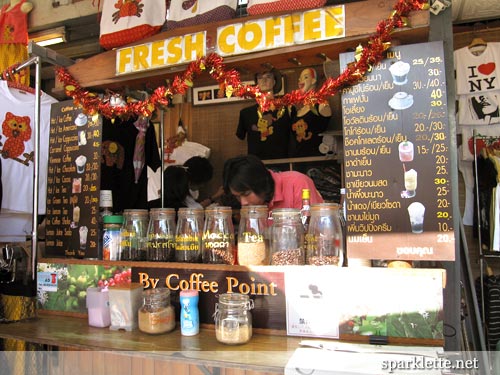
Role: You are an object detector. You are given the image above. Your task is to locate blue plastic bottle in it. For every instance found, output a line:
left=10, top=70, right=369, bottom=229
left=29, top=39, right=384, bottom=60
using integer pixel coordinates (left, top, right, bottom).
left=179, top=289, right=199, bottom=336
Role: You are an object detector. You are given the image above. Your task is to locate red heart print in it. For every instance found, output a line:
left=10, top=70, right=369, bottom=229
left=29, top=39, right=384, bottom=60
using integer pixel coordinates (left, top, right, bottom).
left=478, top=62, right=495, bottom=75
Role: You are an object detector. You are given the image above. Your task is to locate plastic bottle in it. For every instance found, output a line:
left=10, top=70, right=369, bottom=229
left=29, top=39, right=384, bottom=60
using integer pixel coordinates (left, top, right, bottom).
left=103, top=215, right=123, bottom=261
left=179, top=289, right=199, bottom=336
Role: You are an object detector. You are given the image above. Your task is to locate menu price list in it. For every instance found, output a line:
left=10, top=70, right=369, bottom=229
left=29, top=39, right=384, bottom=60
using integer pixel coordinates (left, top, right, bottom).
left=340, top=41, right=454, bottom=261
left=45, top=101, right=102, bottom=258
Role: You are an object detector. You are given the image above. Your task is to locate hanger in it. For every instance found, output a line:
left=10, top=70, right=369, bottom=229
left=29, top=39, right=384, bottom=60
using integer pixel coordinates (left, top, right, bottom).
left=1, top=64, right=35, bottom=94
left=469, top=37, right=487, bottom=48
left=468, top=37, right=487, bottom=55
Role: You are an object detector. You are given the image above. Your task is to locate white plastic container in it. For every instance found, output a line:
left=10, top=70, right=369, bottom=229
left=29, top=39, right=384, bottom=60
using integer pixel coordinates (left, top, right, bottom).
left=108, top=283, right=143, bottom=331
left=86, top=287, right=111, bottom=328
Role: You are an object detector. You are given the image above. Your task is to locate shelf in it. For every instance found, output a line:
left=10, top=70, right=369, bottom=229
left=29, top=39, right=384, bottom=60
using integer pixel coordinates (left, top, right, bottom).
left=53, top=1, right=429, bottom=93
left=481, top=251, right=500, bottom=259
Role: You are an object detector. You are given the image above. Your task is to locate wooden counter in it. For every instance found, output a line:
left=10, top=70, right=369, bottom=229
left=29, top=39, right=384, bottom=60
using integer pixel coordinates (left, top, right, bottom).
left=0, top=313, right=301, bottom=375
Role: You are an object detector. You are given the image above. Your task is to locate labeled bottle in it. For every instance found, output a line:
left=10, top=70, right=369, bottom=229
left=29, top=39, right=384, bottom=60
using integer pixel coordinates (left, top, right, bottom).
left=301, top=188, right=311, bottom=252
left=179, top=289, right=199, bottom=336
left=175, top=208, right=204, bottom=263
left=270, top=208, right=305, bottom=265
left=300, top=188, right=311, bottom=232
left=237, top=205, right=270, bottom=266
left=147, top=208, right=176, bottom=262
left=214, top=293, right=254, bottom=345
left=138, top=288, right=175, bottom=335
left=202, top=206, right=235, bottom=265
left=306, top=203, right=344, bottom=266
left=98, top=190, right=113, bottom=259
left=120, top=209, right=149, bottom=261
left=103, top=215, right=123, bottom=261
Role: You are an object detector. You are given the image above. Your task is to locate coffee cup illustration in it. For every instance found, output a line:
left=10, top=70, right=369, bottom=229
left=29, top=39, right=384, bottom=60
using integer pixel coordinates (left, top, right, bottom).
left=389, top=61, right=410, bottom=85
left=389, top=92, right=414, bottom=110
left=75, top=155, right=87, bottom=174
left=75, top=113, right=88, bottom=127
left=407, top=202, right=425, bottom=234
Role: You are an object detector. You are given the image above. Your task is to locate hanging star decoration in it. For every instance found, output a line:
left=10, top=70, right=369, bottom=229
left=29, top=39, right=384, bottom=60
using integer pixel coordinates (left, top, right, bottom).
left=55, top=0, right=429, bottom=119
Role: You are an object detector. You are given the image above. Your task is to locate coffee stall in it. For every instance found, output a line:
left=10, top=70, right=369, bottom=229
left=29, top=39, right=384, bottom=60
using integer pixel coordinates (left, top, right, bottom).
left=0, top=0, right=479, bottom=373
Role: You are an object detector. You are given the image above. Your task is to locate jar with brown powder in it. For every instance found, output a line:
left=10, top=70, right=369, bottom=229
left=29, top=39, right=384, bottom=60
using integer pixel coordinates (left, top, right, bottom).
left=138, top=288, right=175, bottom=334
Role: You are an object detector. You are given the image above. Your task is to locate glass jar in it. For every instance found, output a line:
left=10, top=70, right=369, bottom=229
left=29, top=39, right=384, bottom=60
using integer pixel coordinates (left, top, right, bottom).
left=214, top=293, right=254, bottom=345
left=237, top=205, right=270, bottom=266
left=202, top=206, right=235, bottom=265
left=103, top=215, right=123, bottom=261
left=138, top=288, right=175, bottom=334
left=306, top=203, right=344, bottom=266
left=270, top=208, right=305, bottom=265
left=175, top=208, right=204, bottom=263
left=120, top=209, right=149, bottom=261
left=147, top=208, right=176, bottom=262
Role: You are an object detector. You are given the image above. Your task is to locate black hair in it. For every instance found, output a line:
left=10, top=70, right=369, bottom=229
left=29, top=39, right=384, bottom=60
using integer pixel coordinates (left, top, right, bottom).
left=184, top=156, right=213, bottom=186
left=163, top=165, right=189, bottom=210
left=222, top=155, right=274, bottom=203
left=254, top=68, right=283, bottom=94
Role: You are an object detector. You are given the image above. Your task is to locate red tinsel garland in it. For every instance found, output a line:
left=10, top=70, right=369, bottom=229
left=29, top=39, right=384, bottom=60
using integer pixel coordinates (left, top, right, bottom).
left=55, top=0, right=428, bottom=119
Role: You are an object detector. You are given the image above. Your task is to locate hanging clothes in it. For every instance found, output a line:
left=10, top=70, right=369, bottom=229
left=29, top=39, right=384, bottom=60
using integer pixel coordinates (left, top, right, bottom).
left=0, top=80, right=57, bottom=241
left=236, top=103, right=292, bottom=160
left=290, top=104, right=331, bottom=157
left=100, top=116, right=161, bottom=213
left=0, top=0, right=31, bottom=86
left=454, top=42, right=500, bottom=126
left=454, top=42, right=500, bottom=226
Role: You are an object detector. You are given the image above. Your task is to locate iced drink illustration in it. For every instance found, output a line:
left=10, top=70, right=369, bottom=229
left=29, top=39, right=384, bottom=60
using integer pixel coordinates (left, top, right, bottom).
left=79, top=226, right=89, bottom=249
left=407, top=202, right=425, bottom=233
left=78, top=130, right=87, bottom=146
left=404, top=169, right=417, bottom=198
left=389, top=61, right=410, bottom=85
left=75, top=155, right=87, bottom=174
left=398, top=141, right=414, bottom=162
left=72, top=178, right=81, bottom=194
left=71, top=206, right=80, bottom=228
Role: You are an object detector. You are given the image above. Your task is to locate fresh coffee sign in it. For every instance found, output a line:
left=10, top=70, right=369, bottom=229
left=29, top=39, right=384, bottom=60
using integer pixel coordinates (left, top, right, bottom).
left=340, top=41, right=454, bottom=261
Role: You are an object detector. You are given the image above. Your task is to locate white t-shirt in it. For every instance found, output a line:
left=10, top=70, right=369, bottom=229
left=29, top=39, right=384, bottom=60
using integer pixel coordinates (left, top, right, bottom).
left=0, top=81, right=57, bottom=239
left=454, top=43, right=500, bottom=125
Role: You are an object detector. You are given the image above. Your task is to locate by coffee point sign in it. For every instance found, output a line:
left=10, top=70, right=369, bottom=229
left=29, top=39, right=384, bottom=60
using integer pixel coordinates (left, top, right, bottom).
left=115, top=6, right=345, bottom=75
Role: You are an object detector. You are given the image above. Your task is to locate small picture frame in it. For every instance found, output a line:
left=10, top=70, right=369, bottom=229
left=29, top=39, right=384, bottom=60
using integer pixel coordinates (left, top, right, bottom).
left=192, top=78, right=286, bottom=106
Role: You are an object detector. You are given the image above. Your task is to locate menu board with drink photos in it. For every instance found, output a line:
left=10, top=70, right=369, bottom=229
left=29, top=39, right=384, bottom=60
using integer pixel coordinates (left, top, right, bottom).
left=45, top=101, right=102, bottom=258
left=340, top=41, right=455, bottom=261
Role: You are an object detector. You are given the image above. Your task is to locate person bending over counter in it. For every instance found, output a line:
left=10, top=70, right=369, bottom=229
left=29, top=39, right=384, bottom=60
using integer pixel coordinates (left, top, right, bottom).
left=223, top=154, right=323, bottom=210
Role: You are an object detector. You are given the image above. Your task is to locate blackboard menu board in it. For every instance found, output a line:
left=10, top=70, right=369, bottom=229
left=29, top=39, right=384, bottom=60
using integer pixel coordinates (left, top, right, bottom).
left=340, top=41, right=454, bottom=261
left=45, top=101, right=102, bottom=258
